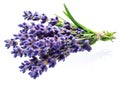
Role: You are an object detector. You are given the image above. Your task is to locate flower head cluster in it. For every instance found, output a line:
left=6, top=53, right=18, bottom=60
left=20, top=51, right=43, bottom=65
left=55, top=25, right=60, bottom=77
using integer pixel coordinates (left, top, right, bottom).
left=5, top=11, right=92, bottom=79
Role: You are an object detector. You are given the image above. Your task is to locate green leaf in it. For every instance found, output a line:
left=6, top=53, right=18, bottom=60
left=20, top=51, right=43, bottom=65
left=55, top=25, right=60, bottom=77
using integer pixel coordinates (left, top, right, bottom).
left=100, top=31, right=116, bottom=41
left=64, top=4, right=81, bottom=28
left=63, top=4, right=95, bottom=34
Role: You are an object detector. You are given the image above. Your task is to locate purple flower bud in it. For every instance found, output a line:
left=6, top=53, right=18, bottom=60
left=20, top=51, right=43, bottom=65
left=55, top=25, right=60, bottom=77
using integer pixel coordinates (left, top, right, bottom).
left=31, top=49, right=39, bottom=57
left=46, top=24, right=52, bottom=30
left=82, top=40, right=92, bottom=52
left=23, top=11, right=33, bottom=20
left=58, top=52, right=66, bottom=62
left=41, top=14, right=48, bottom=23
left=19, top=61, right=31, bottom=73
left=49, top=17, right=58, bottom=26
left=28, top=71, right=39, bottom=79
left=10, top=39, right=18, bottom=48
left=11, top=46, right=23, bottom=58
left=48, top=58, right=56, bottom=68
left=4, top=40, right=11, bottom=49
left=39, top=62, right=48, bottom=72
left=32, top=12, right=40, bottom=21
left=63, top=21, right=71, bottom=30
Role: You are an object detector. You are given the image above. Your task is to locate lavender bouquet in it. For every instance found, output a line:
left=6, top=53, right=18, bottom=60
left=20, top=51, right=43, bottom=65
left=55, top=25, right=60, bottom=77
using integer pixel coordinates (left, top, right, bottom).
left=4, top=4, right=115, bottom=79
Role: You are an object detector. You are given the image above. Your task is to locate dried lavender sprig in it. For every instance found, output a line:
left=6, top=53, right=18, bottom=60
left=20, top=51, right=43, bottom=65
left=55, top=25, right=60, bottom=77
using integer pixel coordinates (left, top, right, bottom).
left=4, top=4, right=115, bottom=79
left=5, top=24, right=91, bottom=58
left=23, top=11, right=48, bottom=23
left=19, top=56, right=58, bottom=79
left=19, top=38, right=91, bottom=79
left=23, top=11, right=59, bottom=26
left=5, top=13, right=92, bottom=79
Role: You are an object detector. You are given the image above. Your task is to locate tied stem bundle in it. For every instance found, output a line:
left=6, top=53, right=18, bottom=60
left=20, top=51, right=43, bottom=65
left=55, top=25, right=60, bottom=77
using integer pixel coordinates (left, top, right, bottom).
left=4, top=4, right=115, bottom=79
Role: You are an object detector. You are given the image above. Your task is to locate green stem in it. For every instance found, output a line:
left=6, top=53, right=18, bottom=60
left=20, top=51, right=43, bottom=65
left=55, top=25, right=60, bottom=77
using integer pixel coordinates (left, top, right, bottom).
left=55, top=4, right=116, bottom=45
left=63, top=4, right=115, bottom=44
left=63, top=4, right=95, bottom=34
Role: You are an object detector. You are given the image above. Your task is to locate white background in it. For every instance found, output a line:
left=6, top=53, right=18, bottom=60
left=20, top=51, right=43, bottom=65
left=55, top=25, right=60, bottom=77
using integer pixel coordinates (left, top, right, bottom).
left=0, top=0, right=120, bottom=85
